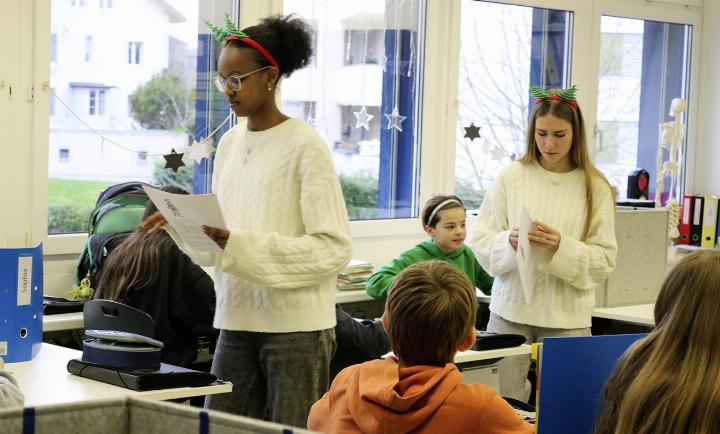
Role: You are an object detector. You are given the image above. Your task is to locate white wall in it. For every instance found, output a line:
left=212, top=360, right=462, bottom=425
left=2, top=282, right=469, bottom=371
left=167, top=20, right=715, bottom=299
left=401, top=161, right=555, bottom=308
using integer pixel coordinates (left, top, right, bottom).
left=693, top=0, right=720, bottom=196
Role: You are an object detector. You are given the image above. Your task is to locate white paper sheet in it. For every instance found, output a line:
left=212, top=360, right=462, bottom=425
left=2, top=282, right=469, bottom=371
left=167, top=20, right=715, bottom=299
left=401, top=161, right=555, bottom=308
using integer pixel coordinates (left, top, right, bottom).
left=143, top=186, right=227, bottom=252
left=516, top=206, right=540, bottom=304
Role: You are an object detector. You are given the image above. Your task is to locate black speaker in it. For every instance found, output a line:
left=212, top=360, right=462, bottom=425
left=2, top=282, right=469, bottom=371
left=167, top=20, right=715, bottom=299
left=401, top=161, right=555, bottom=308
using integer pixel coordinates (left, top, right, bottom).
left=627, top=169, right=650, bottom=199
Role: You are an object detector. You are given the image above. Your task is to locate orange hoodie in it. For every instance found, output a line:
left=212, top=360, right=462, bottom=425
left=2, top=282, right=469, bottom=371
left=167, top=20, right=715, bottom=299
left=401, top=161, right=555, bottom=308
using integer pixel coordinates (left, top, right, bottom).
left=307, top=357, right=535, bottom=434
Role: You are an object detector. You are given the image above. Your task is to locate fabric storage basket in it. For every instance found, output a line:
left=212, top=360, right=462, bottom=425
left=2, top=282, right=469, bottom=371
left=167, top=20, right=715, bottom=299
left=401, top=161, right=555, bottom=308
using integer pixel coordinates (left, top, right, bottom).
left=0, top=397, right=313, bottom=434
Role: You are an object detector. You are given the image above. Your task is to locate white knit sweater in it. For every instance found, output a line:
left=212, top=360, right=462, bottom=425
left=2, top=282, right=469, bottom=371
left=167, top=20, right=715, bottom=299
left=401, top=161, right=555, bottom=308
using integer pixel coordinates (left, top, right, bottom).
left=167, top=119, right=352, bottom=333
left=471, top=161, right=617, bottom=329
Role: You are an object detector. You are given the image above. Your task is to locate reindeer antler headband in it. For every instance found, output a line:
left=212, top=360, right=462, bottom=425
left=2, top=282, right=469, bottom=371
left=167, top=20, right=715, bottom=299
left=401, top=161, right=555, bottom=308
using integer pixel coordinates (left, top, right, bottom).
left=530, top=84, right=578, bottom=109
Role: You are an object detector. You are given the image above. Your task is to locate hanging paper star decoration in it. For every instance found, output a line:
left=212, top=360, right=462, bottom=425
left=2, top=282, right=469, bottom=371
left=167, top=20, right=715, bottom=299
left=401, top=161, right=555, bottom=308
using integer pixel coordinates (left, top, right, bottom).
left=490, top=145, right=507, bottom=162
left=353, top=106, right=374, bottom=131
left=163, top=148, right=185, bottom=172
left=464, top=123, right=481, bottom=141
left=186, top=138, right=214, bottom=164
left=384, top=106, right=407, bottom=132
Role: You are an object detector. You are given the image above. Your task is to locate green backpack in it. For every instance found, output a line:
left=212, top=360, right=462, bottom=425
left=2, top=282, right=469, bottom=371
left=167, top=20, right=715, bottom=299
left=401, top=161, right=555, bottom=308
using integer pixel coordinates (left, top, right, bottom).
left=74, top=182, right=155, bottom=290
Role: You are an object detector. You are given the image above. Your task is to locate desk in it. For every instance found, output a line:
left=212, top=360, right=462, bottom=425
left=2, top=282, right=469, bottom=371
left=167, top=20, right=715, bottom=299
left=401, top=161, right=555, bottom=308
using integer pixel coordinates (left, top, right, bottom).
left=455, top=344, right=532, bottom=364
left=592, top=304, right=654, bottom=327
left=43, top=312, right=84, bottom=332
left=5, top=343, right=232, bottom=407
left=336, top=290, right=374, bottom=304
left=43, top=292, right=377, bottom=332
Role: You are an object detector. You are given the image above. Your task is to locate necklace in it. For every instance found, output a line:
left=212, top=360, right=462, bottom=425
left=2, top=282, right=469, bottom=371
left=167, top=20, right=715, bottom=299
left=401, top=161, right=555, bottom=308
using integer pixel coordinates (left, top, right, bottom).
left=243, top=128, right=253, bottom=164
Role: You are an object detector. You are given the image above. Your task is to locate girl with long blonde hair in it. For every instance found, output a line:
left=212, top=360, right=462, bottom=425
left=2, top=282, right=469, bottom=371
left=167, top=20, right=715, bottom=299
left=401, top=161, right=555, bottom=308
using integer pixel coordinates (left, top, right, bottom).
left=595, top=250, right=720, bottom=433
left=471, top=85, right=618, bottom=401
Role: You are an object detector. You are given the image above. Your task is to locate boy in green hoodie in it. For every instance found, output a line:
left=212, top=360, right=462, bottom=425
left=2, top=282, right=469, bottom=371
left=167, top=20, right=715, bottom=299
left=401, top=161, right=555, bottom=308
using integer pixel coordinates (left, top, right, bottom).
left=366, top=195, right=493, bottom=328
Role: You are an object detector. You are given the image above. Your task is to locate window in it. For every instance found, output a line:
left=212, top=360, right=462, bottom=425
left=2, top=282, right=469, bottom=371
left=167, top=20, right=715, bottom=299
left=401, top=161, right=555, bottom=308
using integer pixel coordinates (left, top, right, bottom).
left=59, top=149, right=69, bottom=161
left=51, top=33, right=57, bottom=62
left=128, top=42, right=142, bottom=64
left=47, top=2, right=230, bottom=234
left=594, top=16, right=692, bottom=200
left=88, top=89, right=105, bottom=115
left=281, top=0, right=424, bottom=220
left=455, top=1, right=573, bottom=208
left=99, top=0, right=112, bottom=8
left=84, top=35, right=92, bottom=63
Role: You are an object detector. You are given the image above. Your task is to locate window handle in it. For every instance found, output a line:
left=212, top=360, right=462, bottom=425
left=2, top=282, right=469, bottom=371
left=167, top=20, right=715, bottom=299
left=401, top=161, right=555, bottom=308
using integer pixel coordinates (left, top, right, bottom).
left=594, top=124, right=604, bottom=152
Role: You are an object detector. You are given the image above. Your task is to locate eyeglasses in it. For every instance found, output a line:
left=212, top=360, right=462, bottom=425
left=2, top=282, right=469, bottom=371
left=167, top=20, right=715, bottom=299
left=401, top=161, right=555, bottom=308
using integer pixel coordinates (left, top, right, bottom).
left=214, top=66, right=272, bottom=93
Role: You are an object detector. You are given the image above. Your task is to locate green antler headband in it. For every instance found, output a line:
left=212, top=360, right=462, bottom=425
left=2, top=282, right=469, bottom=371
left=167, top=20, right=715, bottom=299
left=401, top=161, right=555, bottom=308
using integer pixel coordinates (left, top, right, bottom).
left=205, top=14, right=279, bottom=69
left=530, top=84, right=578, bottom=109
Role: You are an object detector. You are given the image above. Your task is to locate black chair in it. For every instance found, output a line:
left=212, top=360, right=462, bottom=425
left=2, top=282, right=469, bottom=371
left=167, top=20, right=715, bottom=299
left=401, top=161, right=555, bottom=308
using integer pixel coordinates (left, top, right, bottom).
left=83, top=299, right=155, bottom=337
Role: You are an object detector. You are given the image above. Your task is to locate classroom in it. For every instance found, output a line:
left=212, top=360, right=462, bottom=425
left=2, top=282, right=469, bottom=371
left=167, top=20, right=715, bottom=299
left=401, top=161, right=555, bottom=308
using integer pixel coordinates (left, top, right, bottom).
left=1, top=0, right=719, bottom=432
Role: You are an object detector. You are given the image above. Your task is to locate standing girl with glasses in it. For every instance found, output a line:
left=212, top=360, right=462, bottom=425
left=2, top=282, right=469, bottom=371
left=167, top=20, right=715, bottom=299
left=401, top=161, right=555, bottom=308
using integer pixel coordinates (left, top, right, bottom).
left=142, top=14, right=351, bottom=427
left=471, top=85, right=617, bottom=402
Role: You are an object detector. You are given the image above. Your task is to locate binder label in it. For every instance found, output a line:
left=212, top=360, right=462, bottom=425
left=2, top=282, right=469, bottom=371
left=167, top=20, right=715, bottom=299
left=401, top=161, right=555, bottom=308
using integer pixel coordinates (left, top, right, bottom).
left=16, top=256, right=32, bottom=306
left=0, top=341, right=7, bottom=356
left=694, top=198, right=703, bottom=225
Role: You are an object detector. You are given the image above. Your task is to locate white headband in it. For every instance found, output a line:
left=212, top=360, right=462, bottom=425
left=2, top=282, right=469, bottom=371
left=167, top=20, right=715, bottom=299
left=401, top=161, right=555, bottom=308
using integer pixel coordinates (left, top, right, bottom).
left=427, top=199, right=462, bottom=226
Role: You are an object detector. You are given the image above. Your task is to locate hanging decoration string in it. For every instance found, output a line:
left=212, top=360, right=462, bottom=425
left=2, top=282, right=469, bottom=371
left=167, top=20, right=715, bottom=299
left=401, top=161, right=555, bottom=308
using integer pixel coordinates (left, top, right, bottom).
left=352, top=0, right=375, bottom=131
left=384, top=0, right=407, bottom=132
left=49, top=88, right=231, bottom=157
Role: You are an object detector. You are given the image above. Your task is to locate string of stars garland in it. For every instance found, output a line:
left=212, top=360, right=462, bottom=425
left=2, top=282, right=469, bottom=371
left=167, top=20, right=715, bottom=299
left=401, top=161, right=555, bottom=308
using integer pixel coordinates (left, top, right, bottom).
left=462, top=121, right=513, bottom=162
left=49, top=88, right=231, bottom=172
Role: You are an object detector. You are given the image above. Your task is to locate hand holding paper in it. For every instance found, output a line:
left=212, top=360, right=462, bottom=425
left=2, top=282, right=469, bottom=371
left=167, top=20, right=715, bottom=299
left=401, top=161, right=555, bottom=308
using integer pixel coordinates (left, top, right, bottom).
left=143, top=186, right=227, bottom=252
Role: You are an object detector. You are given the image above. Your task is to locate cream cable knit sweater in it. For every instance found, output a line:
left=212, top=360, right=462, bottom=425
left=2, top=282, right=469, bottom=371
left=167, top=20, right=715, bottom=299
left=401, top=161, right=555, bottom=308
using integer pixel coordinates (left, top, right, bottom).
left=471, top=161, right=617, bottom=329
left=167, top=119, right=352, bottom=332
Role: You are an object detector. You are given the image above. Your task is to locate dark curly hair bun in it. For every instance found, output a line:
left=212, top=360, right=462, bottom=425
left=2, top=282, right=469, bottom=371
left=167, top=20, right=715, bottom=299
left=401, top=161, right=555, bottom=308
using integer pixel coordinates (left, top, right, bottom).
left=241, top=14, right=314, bottom=78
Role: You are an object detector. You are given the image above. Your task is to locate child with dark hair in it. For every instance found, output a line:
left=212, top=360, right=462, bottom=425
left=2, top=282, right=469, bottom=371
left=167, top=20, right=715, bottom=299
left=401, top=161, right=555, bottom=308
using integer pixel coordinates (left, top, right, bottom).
left=365, top=195, right=493, bottom=328
left=309, top=261, right=533, bottom=433
left=95, top=186, right=216, bottom=368
left=142, top=15, right=352, bottom=427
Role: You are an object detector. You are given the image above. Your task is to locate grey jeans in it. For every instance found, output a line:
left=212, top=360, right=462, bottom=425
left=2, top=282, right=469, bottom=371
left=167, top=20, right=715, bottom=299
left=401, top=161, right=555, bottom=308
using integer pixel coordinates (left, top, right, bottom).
left=487, top=312, right=591, bottom=402
left=204, top=328, right=336, bottom=428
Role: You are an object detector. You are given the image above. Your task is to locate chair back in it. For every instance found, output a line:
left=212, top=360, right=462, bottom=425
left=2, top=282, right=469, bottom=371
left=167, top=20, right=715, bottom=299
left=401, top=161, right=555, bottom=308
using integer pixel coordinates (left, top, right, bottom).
left=83, top=299, right=155, bottom=337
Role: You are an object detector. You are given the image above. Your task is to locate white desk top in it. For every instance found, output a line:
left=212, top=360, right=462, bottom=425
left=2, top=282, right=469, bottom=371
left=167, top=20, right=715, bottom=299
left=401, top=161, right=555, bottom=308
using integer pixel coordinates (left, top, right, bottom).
left=43, top=312, right=84, bottom=332
left=5, top=343, right=231, bottom=407
left=42, top=292, right=377, bottom=333
left=592, top=304, right=655, bottom=326
left=454, top=345, right=532, bottom=364
left=336, top=290, right=375, bottom=304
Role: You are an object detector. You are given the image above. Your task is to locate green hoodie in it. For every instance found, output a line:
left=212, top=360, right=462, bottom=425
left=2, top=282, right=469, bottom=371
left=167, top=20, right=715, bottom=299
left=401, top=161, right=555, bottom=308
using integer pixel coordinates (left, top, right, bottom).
left=365, top=239, right=494, bottom=299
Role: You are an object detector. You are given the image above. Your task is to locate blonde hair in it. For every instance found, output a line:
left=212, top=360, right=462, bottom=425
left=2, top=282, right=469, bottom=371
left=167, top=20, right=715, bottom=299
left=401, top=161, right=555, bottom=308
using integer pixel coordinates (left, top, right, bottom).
left=521, top=94, right=613, bottom=240
left=594, top=251, right=720, bottom=434
left=385, top=260, right=476, bottom=365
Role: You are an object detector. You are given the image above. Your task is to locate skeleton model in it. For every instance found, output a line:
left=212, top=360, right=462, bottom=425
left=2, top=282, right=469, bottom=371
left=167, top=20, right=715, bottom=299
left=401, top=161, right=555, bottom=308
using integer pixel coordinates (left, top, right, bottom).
left=655, top=98, right=688, bottom=239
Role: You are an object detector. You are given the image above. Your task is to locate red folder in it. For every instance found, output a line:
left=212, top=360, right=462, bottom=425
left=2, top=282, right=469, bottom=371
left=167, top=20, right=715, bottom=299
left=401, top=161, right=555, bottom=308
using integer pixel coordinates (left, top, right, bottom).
left=679, top=194, right=693, bottom=245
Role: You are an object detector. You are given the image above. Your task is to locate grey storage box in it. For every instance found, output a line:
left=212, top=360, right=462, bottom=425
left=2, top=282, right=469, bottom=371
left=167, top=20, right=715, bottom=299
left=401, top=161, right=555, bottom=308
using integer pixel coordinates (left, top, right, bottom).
left=596, top=207, right=669, bottom=307
left=0, top=397, right=313, bottom=434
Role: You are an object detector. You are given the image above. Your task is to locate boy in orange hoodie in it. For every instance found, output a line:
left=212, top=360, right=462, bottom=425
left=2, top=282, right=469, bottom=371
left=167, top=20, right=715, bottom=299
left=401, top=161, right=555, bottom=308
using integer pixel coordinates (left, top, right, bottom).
left=308, top=260, right=534, bottom=434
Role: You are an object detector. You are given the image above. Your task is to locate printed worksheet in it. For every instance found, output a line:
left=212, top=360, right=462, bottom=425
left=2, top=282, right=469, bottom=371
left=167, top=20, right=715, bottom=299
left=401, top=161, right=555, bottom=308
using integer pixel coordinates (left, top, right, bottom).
left=517, top=206, right=541, bottom=304
left=143, top=186, right=227, bottom=252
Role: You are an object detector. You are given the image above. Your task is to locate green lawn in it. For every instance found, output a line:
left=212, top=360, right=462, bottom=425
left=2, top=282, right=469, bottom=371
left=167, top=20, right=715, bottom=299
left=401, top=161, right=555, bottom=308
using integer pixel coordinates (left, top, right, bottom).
left=49, top=178, right=113, bottom=207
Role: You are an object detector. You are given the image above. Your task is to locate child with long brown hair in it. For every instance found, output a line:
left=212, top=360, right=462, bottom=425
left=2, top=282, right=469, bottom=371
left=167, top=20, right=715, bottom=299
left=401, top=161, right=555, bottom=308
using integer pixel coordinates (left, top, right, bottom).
left=95, top=186, right=216, bottom=368
left=471, top=85, right=618, bottom=401
left=595, top=250, right=720, bottom=434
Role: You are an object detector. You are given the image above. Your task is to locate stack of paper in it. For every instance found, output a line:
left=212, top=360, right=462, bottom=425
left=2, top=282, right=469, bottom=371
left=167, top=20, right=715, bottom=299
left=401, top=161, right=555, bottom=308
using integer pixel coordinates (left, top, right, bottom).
left=337, top=259, right=373, bottom=291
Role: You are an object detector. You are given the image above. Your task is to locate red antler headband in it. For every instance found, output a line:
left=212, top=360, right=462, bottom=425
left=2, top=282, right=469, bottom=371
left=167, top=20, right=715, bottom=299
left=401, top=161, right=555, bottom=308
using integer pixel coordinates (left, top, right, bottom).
left=207, top=14, right=280, bottom=69
left=530, top=84, right=578, bottom=109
